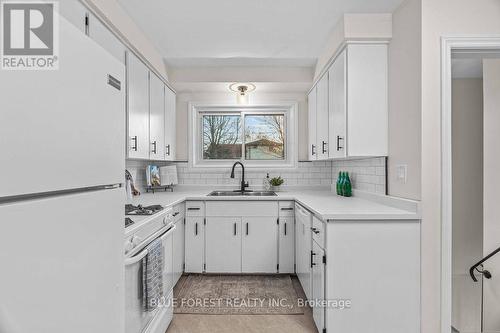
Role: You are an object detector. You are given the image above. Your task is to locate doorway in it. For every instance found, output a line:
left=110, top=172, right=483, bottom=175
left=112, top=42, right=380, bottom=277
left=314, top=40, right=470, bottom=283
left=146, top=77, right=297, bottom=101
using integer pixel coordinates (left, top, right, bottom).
left=442, top=37, right=500, bottom=333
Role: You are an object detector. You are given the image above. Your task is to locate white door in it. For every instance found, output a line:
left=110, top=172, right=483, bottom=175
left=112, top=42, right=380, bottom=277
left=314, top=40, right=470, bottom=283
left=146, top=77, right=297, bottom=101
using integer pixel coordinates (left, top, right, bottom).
left=0, top=188, right=124, bottom=333
left=279, top=217, right=295, bottom=273
left=164, top=87, right=176, bottom=160
left=184, top=217, right=204, bottom=273
left=312, top=240, right=325, bottom=332
left=316, top=74, right=329, bottom=160
left=206, top=217, right=242, bottom=273
left=308, top=87, right=318, bottom=160
left=149, top=73, right=166, bottom=161
left=328, top=49, right=347, bottom=159
left=0, top=14, right=125, bottom=198
left=173, top=218, right=185, bottom=285
left=242, top=217, right=278, bottom=273
left=127, top=52, right=150, bottom=159
left=482, top=59, right=500, bottom=332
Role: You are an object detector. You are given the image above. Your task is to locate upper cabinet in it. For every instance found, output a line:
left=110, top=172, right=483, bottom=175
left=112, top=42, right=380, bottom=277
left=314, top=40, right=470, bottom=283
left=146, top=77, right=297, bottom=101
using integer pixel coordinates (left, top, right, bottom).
left=127, top=52, right=150, bottom=159
left=308, top=43, right=388, bottom=160
left=126, top=52, right=177, bottom=161
left=164, top=87, right=176, bottom=161
left=316, top=74, right=330, bottom=160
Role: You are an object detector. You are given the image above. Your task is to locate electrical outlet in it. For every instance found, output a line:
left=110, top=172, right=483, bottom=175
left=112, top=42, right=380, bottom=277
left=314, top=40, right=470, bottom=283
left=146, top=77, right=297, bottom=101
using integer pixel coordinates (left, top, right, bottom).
left=396, top=164, right=407, bottom=184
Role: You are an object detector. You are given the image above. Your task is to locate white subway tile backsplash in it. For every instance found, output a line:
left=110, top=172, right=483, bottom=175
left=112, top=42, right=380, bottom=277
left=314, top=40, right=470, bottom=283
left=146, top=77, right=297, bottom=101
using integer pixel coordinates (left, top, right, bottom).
left=331, top=157, right=387, bottom=195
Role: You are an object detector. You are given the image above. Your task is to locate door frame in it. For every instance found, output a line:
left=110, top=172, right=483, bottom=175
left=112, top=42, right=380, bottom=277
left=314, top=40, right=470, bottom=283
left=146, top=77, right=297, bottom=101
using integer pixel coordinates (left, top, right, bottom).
left=440, top=36, right=500, bottom=333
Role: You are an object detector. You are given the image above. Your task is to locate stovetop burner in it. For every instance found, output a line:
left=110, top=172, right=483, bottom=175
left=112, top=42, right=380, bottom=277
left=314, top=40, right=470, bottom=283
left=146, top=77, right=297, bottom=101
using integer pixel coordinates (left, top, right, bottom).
left=125, top=204, right=164, bottom=216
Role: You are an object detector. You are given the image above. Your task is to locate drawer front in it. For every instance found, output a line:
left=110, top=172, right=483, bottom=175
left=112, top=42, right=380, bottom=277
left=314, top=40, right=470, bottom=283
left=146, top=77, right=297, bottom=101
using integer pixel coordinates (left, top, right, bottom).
left=186, top=201, right=205, bottom=216
left=206, top=201, right=278, bottom=217
left=172, top=202, right=185, bottom=222
left=279, top=201, right=295, bottom=216
left=312, top=215, right=325, bottom=248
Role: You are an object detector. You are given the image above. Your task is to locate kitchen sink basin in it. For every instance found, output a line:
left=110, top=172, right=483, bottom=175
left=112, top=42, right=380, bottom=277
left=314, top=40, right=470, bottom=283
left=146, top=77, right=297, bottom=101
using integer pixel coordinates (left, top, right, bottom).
left=207, top=191, right=277, bottom=197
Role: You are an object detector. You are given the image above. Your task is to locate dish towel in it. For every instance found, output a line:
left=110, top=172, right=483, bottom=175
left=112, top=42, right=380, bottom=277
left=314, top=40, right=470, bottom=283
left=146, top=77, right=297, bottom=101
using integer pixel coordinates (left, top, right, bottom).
left=142, top=239, right=164, bottom=311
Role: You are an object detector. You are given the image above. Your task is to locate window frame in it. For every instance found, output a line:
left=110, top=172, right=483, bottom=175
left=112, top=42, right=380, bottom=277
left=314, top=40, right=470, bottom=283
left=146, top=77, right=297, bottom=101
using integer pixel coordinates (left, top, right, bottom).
left=189, top=103, right=298, bottom=169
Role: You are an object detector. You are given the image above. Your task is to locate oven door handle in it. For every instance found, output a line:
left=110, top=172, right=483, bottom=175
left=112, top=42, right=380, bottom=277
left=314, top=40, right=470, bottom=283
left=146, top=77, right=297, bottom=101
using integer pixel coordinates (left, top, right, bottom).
left=124, top=225, right=176, bottom=266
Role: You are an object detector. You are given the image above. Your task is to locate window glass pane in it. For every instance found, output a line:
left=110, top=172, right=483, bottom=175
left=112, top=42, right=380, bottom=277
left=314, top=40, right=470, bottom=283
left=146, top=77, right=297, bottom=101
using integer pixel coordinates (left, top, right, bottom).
left=244, top=115, right=285, bottom=160
left=202, top=115, right=242, bottom=159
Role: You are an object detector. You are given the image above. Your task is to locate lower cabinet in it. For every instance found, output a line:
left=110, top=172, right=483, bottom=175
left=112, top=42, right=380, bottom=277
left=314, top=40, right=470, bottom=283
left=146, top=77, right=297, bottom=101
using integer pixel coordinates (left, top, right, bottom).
left=172, top=216, right=185, bottom=285
left=278, top=216, right=295, bottom=273
left=312, top=239, right=325, bottom=332
left=206, top=217, right=242, bottom=273
left=295, top=203, right=312, bottom=300
left=242, top=217, right=278, bottom=273
left=184, top=217, right=204, bottom=273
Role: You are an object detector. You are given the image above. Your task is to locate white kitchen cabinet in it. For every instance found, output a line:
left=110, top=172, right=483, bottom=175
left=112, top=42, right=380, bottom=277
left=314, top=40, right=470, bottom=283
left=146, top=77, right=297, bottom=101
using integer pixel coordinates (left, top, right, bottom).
left=242, top=217, right=278, bottom=273
left=308, top=87, right=317, bottom=160
left=325, top=220, right=420, bottom=333
left=172, top=204, right=185, bottom=285
left=184, top=217, right=204, bottom=273
left=127, top=52, right=150, bottom=159
left=312, top=239, right=325, bottom=333
left=316, top=74, right=329, bottom=160
left=328, top=49, right=347, bottom=159
left=295, top=204, right=312, bottom=300
left=278, top=216, right=295, bottom=273
left=206, top=217, right=242, bottom=273
left=164, top=87, right=176, bottom=160
left=149, top=73, right=166, bottom=161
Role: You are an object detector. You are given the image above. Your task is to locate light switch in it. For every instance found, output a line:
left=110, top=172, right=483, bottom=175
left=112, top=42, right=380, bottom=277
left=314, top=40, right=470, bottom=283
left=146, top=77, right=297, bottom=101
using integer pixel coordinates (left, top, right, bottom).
left=396, top=164, right=407, bottom=184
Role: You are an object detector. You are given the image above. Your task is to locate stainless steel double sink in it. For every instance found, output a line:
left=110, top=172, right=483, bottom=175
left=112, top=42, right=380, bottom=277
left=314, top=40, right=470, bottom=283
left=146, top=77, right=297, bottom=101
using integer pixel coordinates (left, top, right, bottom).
left=207, top=190, right=277, bottom=197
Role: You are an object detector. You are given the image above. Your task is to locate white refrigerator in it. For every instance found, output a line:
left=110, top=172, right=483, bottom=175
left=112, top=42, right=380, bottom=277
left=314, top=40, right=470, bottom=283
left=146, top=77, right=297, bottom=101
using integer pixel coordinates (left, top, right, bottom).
left=0, top=12, right=125, bottom=333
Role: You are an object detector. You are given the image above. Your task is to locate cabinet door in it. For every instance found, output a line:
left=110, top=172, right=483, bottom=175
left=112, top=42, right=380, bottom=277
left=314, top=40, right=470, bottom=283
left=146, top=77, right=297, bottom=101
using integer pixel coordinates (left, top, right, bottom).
left=242, top=217, right=278, bottom=273
left=173, top=218, right=185, bottom=285
left=308, top=87, right=318, bottom=160
left=149, top=73, right=166, bottom=160
left=295, top=205, right=312, bottom=299
left=164, top=87, right=176, bottom=160
left=127, top=52, right=150, bottom=159
left=316, top=74, right=329, bottom=160
left=328, top=49, right=347, bottom=159
left=312, top=241, right=325, bottom=332
left=205, top=217, right=242, bottom=273
left=184, top=217, right=204, bottom=273
left=279, top=217, right=295, bottom=273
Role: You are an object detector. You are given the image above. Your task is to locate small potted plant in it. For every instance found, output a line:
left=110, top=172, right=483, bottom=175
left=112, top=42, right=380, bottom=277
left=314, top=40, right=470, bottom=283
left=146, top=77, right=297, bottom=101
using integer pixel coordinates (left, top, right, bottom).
left=269, top=176, right=284, bottom=192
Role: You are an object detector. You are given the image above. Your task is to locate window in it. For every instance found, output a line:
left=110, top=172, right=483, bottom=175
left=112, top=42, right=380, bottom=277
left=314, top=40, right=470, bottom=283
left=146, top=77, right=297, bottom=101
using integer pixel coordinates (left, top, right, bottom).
left=190, top=104, right=297, bottom=168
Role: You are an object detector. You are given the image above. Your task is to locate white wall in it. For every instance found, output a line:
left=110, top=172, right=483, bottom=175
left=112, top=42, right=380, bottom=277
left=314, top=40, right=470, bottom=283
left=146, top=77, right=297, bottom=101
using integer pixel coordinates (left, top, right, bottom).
left=175, top=92, right=309, bottom=161
left=451, top=78, right=483, bottom=332
left=388, top=0, right=421, bottom=200
left=420, top=1, right=500, bottom=332
left=83, top=0, right=169, bottom=80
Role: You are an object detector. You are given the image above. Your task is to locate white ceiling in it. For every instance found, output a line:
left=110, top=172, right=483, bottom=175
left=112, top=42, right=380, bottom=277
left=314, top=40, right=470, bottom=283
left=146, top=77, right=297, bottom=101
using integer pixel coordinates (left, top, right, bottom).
left=116, top=0, right=404, bottom=69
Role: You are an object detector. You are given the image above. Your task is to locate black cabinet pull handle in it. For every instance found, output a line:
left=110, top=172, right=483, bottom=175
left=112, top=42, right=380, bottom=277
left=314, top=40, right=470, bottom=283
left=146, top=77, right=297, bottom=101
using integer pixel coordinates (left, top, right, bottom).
left=188, top=207, right=200, bottom=211
left=337, top=135, right=344, bottom=151
left=195, top=222, right=198, bottom=236
left=234, top=223, right=237, bottom=236
left=284, top=223, right=287, bottom=236
left=281, top=207, right=293, bottom=211
left=131, top=136, right=138, bottom=151
left=310, top=251, right=316, bottom=268
left=151, top=141, right=157, bottom=154
left=322, top=141, right=328, bottom=154
left=246, top=223, right=249, bottom=235
left=311, top=144, right=316, bottom=156
left=166, top=144, right=170, bottom=156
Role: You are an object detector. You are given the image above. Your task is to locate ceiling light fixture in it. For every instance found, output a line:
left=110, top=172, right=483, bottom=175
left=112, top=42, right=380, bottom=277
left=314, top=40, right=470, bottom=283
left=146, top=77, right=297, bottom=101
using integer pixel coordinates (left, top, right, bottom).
left=229, top=83, right=256, bottom=105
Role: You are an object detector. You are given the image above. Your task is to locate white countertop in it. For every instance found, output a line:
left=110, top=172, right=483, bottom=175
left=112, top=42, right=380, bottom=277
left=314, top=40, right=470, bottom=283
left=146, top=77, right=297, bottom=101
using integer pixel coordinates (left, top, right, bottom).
left=127, top=188, right=420, bottom=223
